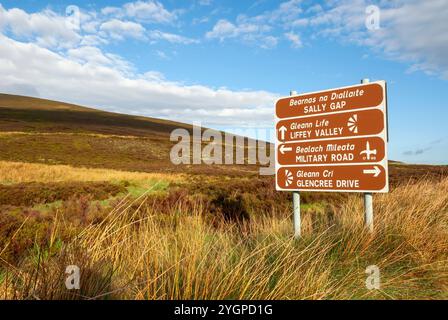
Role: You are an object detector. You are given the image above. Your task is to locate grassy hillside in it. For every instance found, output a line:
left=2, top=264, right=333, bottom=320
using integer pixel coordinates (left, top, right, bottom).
left=0, top=93, right=446, bottom=178
left=0, top=93, right=262, bottom=175
left=0, top=93, right=447, bottom=300
left=0, top=93, right=192, bottom=136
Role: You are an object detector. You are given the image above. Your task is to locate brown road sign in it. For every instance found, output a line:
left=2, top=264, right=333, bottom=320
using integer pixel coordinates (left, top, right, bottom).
left=275, top=80, right=388, bottom=193
left=277, top=109, right=384, bottom=142
left=277, top=137, right=385, bottom=166
left=276, top=82, right=383, bottom=119
left=276, top=165, right=388, bottom=192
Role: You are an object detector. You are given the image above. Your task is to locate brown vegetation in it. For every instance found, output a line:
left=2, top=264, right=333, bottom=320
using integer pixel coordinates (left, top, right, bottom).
left=0, top=161, right=183, bottom=184
left=1, top=177, right=447, bottom=299
left=0, top=93, right=447, bottom=300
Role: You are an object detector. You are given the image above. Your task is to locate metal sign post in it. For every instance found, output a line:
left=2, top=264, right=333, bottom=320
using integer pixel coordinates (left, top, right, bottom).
left=361, top=78, right=374, bottom=233
left=293, top=191, right=301, bottom=238
left=290, top=90, right=301, bottom=238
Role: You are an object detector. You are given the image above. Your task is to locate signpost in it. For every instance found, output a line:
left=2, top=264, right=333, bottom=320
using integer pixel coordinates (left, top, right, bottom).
left=275, top=80, right=388, bottom=237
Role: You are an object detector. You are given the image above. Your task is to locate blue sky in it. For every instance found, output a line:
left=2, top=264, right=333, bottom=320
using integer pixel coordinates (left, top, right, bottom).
left=0, top=0, right=447, bottom=164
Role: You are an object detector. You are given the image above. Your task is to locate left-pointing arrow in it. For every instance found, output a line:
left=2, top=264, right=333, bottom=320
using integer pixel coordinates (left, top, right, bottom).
left=279, top=144, right=293, bottom=154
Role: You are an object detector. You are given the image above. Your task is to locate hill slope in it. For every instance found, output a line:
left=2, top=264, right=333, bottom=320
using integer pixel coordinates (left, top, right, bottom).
left=0, top=93, right=193, bottom=136
left=0, top=93, right=261, bottom=175
left=0, top=93, right=446, bottom=181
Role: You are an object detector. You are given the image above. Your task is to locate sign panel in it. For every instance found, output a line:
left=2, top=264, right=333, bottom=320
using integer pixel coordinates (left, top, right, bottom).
left=275, top=80, right=388, bottom=193
left=276, top=83, right=384, bottom=118
left=276, top=109, right=384, bottom=142
left=276, top=165, right=387, bottom=192
left=277, top=137, right=385, bottom=166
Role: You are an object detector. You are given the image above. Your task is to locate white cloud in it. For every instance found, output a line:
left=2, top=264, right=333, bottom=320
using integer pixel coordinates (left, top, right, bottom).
left=155, top=50, right=169, bottom=60
left=66, top=46, right=134, bottom=74
left=100, top=19, right=146, bottom=40
left=80, top=34, right=108, bottom=46
left=79, top=11, right=100, bottom=33
left=142, top=70, right=166, bottom=82
left=192, top=16, right=209, bottom=25
left=205, top=19, right=275, bottom=48
left=306, top=0, right=448, bottom=79
left=291, top=18, right=308, bottom=27
left=205, top=19, right=234, bottom=41
left=284, top=32, right=302, bottom=48
left=307, top=0, right=365, bottom=32
left=100, top=7, right=122, bottom=16
left=370, top=0, right=448, bottom=79
left=267, top=0, right=303, bottom=23
left=124, top=1, right=175, bottom=23
left=206, top=19, right=239, bottom=40
left=0, top=2, right=201, bottom=49
left=0, top=5, right=81, bottom=49
left=102, top=1, right=176, bottom=24
left=205, top=0, right=303, bottom=48
left=306, top=4, right=322, bottom=14
left=260, top=36, right=278, bottom=49
left=0, top=33, right=278, bottom=127
left=203, top=0, right=446, bottom=79
left=148, top=30, right=199, bottom=44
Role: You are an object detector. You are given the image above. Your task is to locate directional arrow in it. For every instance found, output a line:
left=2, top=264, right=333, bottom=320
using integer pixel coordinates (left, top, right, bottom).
left=363, top=166, right=381, bottom=177
left=278, top=126, right=287, bottom=140
left=279, top=144, right=293, bottom=154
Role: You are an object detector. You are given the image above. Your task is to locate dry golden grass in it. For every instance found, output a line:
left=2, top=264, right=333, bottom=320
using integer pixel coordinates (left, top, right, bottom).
left=0, top=131, right=142, bottom=140
left=0, top=161, right=183, bottom=184
left=1, top=177, right=447, bottom=300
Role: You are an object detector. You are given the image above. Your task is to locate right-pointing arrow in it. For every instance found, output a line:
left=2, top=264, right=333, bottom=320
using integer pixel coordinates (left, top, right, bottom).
left=279, top=144, right=293, bottom=154
left=363, top=166, right=381, bottom=177
left=278, top=126, right=287, bottom=140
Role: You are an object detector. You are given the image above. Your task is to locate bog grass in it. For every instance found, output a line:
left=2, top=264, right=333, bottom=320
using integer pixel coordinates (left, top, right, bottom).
left=1, top=177, right=447, bottom=300
left=0, top=161, right=183, bottom=184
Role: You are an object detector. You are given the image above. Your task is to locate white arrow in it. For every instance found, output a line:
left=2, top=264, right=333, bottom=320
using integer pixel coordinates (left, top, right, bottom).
left=278, top=126, right=287, bottom=140
left=279, top=144, right=293, bottom=154
left=363, top=166, right=381, bottom=177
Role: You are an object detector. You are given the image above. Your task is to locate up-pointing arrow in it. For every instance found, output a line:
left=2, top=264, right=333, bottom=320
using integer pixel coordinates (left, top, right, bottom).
left=278, top=126, right=287, bottom=140
left=279, top=144, right=293, bottom=154
left=363, top=166, right=381, bottom=177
